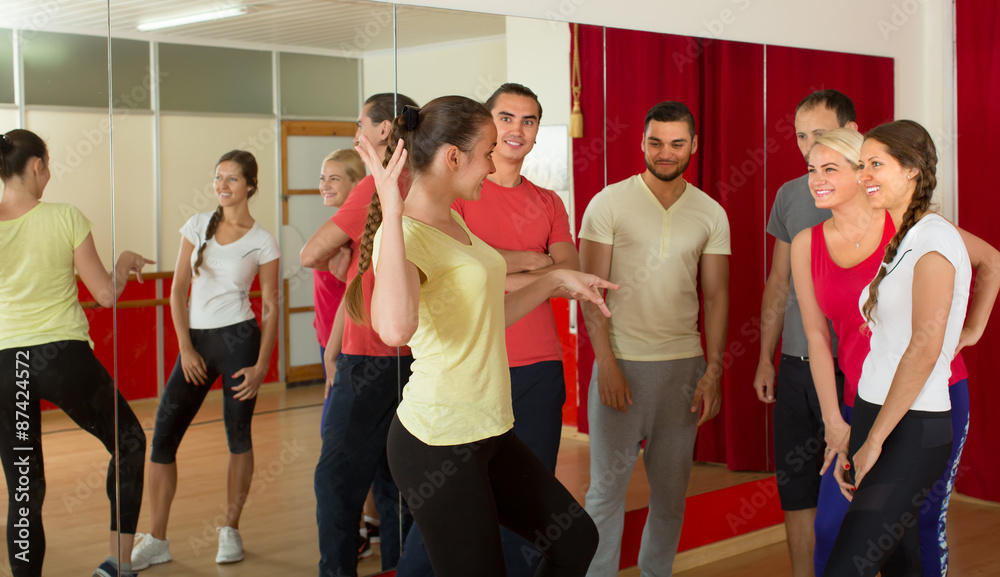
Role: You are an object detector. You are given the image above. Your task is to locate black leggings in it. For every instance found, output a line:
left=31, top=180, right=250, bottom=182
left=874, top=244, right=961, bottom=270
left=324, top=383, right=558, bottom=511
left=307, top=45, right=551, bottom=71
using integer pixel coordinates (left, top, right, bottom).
left=0, top=341, right=145, bottom=577
left=825, top=397, right=952, bottom=576
left=387, top=416, right=599, bottom=577
left=151, top=320, right=260, bottom=463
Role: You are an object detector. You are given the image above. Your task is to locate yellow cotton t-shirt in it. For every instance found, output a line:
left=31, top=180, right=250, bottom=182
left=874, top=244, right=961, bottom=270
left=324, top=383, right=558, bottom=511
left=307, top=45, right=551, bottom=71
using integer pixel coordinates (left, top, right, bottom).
left=579, top=176, right=731, bottom=361
left=373, top=211, right=513, bottom=446
left=0, top=203, right=94, bottom=350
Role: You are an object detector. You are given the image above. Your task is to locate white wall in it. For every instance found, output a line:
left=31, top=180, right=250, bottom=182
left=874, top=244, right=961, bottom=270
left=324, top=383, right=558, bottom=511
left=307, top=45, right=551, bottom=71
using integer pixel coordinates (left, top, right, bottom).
left=385, top=0, right=957, bottom=219
left=159, top=115, right=278, bottom=268
left=0, top=109, right=17, bottom=132
left=28, top=109, right=114, bottom=262
left=505, top=16, right=571, bottom=127
left=111, top=112, right=156, bottom=262
left=364, top=36, right=507, bottom=106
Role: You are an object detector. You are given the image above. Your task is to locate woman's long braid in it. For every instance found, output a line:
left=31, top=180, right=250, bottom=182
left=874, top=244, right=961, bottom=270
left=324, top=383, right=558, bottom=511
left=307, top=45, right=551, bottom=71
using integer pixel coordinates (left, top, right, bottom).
left=345, top=112, right=410, bottom=325
left=345, top=190, right=383, bottom=324
left=862, top=124, right=937, bottom=324
left=192, top=205, right=223, bottom=277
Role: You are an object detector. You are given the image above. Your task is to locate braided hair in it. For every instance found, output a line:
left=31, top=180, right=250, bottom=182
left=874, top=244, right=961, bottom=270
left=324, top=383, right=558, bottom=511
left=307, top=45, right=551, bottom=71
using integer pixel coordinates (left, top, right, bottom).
left=0, top=130, right=48, bottom=182
left=345, top=96, right=493, bottom=325
left=192, top=150, right=258, bottom=277
left=861, top=120, right=938, bottom=325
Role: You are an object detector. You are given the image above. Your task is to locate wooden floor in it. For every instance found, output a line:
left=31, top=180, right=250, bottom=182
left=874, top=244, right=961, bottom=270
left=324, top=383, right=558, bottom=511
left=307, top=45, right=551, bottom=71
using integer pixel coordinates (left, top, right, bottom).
left=1, top=383, right=998, bottom=576
left=661, top=495, right=1000, bottom=577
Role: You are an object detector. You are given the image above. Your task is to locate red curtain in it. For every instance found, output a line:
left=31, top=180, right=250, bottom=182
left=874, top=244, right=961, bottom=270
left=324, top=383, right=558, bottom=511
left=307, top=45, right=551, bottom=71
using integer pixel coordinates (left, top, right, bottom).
left=571, top=23, right=606, bottom=435
left=572, top=26, right=769, bottom=470
left=764, top=46, right=895, bottom=200
left=956, top=0, right=1000, bottom=503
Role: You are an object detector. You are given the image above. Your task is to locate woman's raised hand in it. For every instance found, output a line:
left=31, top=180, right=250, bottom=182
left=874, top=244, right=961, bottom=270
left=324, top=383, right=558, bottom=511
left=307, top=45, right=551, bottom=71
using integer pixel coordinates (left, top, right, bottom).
left=551, top=269, right=619, bottom=317
left=355, top=136, right=407, bottom=217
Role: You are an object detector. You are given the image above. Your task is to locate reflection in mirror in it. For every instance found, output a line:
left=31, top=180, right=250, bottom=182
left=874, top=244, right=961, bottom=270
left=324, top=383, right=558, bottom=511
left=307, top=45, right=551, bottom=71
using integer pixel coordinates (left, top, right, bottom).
left=1, top=0, right=912, bottom=574
left=100, top=1, right=405, bottom=575
left=0, top=4, right=128, bottom=575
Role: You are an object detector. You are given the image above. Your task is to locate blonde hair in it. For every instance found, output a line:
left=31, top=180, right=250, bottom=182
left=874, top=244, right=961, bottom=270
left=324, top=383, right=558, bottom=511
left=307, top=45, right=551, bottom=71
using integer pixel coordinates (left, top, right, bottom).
left=322, top=149, right=366, bottom=185
left=809, top=127, right=864, bottom=170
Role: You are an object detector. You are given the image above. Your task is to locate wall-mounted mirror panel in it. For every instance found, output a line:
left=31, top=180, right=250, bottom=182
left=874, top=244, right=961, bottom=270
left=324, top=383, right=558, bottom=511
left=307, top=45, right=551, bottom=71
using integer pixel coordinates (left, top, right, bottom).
left=0, top=5, right=119, bottom=576
left=0, top=0, right=904, bottom=575
left=105, top=1, right=388, bottom=576
left=104, top=1, right=899, bottom=574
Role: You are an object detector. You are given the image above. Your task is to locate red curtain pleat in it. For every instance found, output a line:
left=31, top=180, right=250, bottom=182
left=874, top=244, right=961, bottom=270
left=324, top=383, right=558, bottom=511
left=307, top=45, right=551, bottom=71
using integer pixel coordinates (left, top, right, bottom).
left=571, top=23, right=607, bottom=435
left=696, top=39, right=767, bottom=469
left=956, top=0, right=1000, bottom=503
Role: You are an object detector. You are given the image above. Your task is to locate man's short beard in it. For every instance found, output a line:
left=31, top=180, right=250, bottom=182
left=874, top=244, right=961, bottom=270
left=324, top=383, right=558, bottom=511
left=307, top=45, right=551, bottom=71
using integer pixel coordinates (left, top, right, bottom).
left=645, top=158, right=688, bottom=182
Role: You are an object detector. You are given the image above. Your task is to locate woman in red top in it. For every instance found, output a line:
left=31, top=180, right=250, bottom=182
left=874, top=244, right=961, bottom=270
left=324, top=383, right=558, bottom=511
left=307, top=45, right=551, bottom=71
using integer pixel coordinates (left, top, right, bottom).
left=791, top=127, right=999, bottom=575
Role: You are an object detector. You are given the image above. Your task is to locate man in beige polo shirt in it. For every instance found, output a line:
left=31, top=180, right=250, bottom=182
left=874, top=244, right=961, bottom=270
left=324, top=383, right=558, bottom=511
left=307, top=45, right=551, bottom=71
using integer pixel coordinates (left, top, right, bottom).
left=579, top=101, right=730, bottom=577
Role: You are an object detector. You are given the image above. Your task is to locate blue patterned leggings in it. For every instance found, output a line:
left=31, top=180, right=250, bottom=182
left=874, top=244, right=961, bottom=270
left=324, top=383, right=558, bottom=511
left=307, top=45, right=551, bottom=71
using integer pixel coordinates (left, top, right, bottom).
left=814, top=380, right=970, bottom=576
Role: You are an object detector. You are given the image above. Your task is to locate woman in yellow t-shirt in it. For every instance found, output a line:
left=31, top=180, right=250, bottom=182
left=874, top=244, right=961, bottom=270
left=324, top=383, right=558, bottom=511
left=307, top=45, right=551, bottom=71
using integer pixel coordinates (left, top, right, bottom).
left=0, top=129, right=154, bottom=577
left=350, top=96, right=614, bottom=576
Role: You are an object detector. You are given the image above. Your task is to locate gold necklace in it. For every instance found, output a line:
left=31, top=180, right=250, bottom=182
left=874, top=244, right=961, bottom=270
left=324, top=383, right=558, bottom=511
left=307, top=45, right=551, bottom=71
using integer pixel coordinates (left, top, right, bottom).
left=832, top=210, right=874, bottom=250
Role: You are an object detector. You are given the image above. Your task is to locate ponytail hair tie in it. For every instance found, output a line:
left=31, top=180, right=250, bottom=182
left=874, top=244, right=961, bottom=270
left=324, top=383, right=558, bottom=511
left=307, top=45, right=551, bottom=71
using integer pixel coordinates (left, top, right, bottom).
left=0, top=133, right=12, bottom=154
left=402, top=106, right=420, bottom=131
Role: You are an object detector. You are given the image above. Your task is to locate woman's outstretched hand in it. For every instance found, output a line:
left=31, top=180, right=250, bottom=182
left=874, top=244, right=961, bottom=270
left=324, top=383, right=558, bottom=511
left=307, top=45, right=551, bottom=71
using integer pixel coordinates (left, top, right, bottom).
left=355, top=136, right=407, bottom=217
left=550, top=269, right=619, bottom=317
left=116, top=251, right=156, bottom=283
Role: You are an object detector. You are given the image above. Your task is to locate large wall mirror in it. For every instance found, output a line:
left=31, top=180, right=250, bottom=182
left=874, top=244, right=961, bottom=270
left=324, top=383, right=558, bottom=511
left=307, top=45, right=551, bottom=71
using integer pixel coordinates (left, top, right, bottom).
left=0, top=2, right=120, bottom=575
left=1, top=1, right=894, bottom=575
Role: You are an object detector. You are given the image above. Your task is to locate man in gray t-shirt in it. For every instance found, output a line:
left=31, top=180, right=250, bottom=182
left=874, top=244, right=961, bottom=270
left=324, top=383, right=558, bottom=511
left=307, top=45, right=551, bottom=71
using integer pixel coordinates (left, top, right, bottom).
left=753, top=90, right=857, bottom=577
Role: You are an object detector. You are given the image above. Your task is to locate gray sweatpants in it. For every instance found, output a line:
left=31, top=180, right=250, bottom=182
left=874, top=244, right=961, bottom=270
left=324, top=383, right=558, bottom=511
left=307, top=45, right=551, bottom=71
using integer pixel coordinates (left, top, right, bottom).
left=584, top=356, right=706, bottom=577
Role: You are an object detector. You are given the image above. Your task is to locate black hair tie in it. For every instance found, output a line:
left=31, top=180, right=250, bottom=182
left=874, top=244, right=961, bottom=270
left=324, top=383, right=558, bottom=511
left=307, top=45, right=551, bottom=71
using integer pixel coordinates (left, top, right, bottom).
left=0, top=133, right=12, bottom=154
left=402, top=106, right=420, bottom=131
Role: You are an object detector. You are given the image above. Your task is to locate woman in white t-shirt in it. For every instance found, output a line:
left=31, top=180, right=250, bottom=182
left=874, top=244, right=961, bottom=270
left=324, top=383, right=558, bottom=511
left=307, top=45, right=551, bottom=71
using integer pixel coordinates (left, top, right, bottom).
left=131, top=150, right=280, bottom=570
left=825, top=120, right=975, bottom=576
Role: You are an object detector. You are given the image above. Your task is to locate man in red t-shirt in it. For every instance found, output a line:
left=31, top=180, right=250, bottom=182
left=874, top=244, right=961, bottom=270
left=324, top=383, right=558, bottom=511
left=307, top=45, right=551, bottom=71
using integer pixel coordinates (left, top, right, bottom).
left=395, top=84, right=579, bottom=577
left=302, top=92, right=418, bottom=577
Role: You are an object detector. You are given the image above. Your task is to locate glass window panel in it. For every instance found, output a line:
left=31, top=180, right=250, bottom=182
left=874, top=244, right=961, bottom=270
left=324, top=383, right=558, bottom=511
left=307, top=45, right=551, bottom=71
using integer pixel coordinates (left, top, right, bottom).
left=286, top=134, right=357, bottom=189
left=110, top=39, right=151, bottom=110
left=0, top=29, right=13, bottom=104
left=23, top=31, right=109, bottom=107
left=280, top=52, right=359, bottom=118
left=159, top=43, right=272, bottom=114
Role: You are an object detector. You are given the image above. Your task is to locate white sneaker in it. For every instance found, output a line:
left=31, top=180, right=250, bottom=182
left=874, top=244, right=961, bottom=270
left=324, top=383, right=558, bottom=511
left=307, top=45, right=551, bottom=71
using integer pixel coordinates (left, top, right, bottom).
left=216, top=526, right=245, bottom=564
left=131, top=533, right=171, bottom=571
